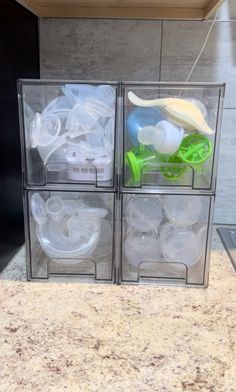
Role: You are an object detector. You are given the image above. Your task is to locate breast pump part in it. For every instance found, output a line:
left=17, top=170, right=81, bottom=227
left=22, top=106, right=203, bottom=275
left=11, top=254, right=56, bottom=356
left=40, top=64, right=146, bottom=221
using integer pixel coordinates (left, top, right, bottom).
left=104, top=117, right=115, bottom=149
left=94, top=85, right=116, bottom=107
left=85, top=128, right=111, bottom=157
left=45, top=195, right=108, bottom=220
left=186, top=98, right=207, bottom=119
left=126, top=146, right=163, bottom=184
left=46, top=147, right=113, bottom=181
left=65, top=144, right=113, bottom=182
left=62, top=84, right=96, bottom=104
left=67, top=215, right=100, bottom=246
left=91, top=219, right=112, bottom=260
left=163, top=195, right=202, bottom=225
left=30, top=193, right=47, bottom=225
left=75, top=207, right=108, bottom=219
left=197, top=225, right=208, bottom=249
left=84, top=97, right=114, bottom=118
left=65, top=120, right=114, bottom=182
left=66, top=101, right=99, bottom=134
left=30, top=112, right=41, bottom=148
left=160, top=223, right=201, bottom=267
left=178, top=133, right=213, bottom=165
left=24, top=101, right=35, bottom=148
left=127, top=107, right=165, bottom=146
left=36, top=215, right=100, bottom=259
left=66, top=90, right=115, bottom=134
left=46, top=196, right=65, bottom=222
left=160, top=154, right=187, bottom=181
left=138, top=120, right=184, bottom=155
left=63, top=199, right=86, bottom=216
left=127, top=91, right=214, bottom=135
left=124, top=231, right=161, bottom=267
left=31, top=112, right=62, bottom=148
left=41, top=95, right=73, bottom=118
left=125, top=195, right=163, bottom=232
left=65, top=136, right=109, bottom=162
left=37, top=133, right=68, bottom=165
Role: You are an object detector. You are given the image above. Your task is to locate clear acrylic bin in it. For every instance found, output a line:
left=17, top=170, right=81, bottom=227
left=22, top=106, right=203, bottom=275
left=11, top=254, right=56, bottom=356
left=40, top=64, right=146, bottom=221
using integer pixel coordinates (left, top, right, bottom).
left=119, top=192, right=214, bottom=287
left=122, top=82, right=225, bottom=192
left=24, top=190, right=116, bottom=281
left=18, top=80, right=118, bottom=189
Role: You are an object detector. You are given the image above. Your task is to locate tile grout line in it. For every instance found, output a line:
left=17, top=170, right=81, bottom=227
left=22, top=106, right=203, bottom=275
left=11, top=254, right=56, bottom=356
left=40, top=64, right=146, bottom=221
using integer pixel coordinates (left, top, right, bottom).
left=158, top=20, right=163, bottom=81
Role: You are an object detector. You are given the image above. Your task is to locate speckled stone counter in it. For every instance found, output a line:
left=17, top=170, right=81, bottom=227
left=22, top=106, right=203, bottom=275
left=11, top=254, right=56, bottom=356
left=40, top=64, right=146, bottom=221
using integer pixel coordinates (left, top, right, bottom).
left=0, top=230, right=235, bottom=392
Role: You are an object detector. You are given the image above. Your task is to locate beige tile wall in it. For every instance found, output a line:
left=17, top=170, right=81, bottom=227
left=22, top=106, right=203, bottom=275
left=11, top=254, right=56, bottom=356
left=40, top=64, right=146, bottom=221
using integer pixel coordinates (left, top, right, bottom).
left=39, top=0, right=236, bottom=224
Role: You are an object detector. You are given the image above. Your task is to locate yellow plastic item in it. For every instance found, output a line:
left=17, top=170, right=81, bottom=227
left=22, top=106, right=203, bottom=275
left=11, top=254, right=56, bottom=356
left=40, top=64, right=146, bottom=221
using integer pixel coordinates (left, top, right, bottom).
left=128, top=91, right=214, bottom=135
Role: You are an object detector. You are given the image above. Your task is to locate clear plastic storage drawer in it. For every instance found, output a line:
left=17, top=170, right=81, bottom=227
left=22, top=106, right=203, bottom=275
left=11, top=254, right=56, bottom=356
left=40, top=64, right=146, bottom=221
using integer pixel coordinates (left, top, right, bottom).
left=122, top=83, right=224, bottom=191
left=18, top=81, right=118, bottom=188
left=25, top=190, right=115, bottom=281
left=120, top=192, right=214, bottom=287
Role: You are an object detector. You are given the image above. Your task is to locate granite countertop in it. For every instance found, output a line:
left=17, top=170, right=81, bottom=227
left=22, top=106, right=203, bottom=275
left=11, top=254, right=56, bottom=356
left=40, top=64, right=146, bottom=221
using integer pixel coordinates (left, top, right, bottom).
left=0, top=229, right=235, bottom=392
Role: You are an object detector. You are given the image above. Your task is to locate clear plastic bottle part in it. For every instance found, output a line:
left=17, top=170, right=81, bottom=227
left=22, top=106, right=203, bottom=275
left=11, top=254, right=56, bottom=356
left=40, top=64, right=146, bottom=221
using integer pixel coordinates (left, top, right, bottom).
left=125, top=195, right=163, bottom=232
left=124, top=231, right=161, bottom=267
left=163, top=195, right=202, bottom=225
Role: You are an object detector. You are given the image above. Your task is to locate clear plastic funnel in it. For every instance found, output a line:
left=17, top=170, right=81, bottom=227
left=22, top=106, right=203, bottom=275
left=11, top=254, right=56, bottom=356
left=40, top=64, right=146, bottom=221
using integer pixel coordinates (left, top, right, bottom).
left=160, top=223, right=201, bottom=267
left=41, top=95, right=73, bottom=118
left=125, top=231, right=161, bottom=266
left=31, top=112, right=61, bottom=148
left=125, top=195, right=163, bottom=232
left=85, top=98, right=114, bottom=118
left=36, top=215, right=100, bottom=259
left=37, top=133, right=68, bottom=164
left=163, top=195, right=202, bottom=225
left=66, top=101, right=99, bottom=134
left=67, top=215, right=100, bottom=246
left=46, top=196, right=65, bottom=222
left=94, top=85, right=116, bottom=107
left=62, top=84, right=96, bottom=104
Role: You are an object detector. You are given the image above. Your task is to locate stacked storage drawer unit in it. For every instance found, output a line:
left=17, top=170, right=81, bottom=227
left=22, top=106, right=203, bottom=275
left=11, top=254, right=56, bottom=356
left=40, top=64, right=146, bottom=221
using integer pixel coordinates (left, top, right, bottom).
left=18, top=80, right=119, bottom=282
left=119, top=82, right=225, bottom=287
left=19, top=81, right=224, bottom=287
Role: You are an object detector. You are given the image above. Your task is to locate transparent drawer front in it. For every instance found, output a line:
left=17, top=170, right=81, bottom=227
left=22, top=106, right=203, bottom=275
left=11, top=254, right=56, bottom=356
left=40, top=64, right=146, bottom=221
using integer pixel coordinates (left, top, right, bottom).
left=121, top=193, right=213, bottom=286
left=19, top=81, right=117, bottom=188
left=26, top=190, right=115, bottom=281
left=122, top=83, right=224, bottom=191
